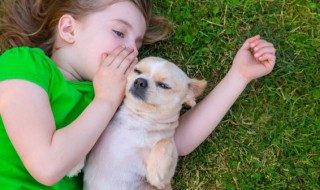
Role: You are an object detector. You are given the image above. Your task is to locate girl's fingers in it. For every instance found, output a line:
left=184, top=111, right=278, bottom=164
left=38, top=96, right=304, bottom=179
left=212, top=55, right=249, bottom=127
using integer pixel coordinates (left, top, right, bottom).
left=110, top=48, right=134, bottom=69
left=258, top=53, right=276, bottom=68
left=253, top=46, right=276, bottom=59
left=251, top=40, right=274, bottom=51
left=102, top=46, right=126, bottom=66
left=240, top=35, right=260, bottom=50
left=101, top=46, right=137, bottom=75
left=124, top=57, right=138, bottom=76
left=247, top=35, right=261, bottom=43
left=101, top=53, right=107, bottom=62
left=117, top=51, right=137, bottom=74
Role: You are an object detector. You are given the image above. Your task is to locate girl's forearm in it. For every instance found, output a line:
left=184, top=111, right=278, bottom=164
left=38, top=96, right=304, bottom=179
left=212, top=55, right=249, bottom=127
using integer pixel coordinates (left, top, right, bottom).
left=175, top=68, right=249, bottom=156
left=0, top=81, right=117, bottom=185
left=54, top=98, right=116, bottom=156
left=33, top=98, right=119, bottom=185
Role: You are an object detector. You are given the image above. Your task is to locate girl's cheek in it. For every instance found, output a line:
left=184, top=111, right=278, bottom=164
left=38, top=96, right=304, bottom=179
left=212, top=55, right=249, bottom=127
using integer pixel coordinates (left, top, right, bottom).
left=105, top=41, right=122, bottom=54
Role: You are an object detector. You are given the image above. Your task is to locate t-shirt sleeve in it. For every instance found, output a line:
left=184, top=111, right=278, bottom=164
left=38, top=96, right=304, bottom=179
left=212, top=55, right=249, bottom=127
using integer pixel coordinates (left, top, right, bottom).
left=0, top=47, right=52, bottom=93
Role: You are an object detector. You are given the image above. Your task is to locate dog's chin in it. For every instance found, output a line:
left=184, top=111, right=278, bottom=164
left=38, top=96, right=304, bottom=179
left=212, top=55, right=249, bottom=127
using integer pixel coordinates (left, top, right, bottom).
left=129, top=88, right=146, bottom=101
left=125, top=91, right=158, bottom=111
left=125, top=90, right=147, bottom=105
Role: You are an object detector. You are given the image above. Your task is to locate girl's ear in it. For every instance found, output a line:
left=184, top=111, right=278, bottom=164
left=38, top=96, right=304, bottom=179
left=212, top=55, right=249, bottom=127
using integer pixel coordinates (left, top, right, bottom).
left=185, top=79, right=207, bottom=107
left=58, top=14, right=77, bottom=44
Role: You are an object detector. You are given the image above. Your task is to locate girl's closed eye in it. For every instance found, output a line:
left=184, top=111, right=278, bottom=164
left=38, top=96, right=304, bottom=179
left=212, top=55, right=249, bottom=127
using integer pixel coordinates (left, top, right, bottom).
left=113, top=30, right=124, bottom=38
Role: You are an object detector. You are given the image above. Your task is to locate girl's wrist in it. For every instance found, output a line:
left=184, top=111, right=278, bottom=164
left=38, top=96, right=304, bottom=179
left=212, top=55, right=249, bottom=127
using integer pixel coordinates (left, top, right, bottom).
left=91, top=97, right=121, bottom=112
left=226, top=67, right=251, bottom=88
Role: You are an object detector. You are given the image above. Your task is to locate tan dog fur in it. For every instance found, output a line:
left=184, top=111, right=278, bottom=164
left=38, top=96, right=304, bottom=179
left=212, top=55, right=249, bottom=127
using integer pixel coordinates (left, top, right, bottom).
left=73, top=57, right=206, bottom=190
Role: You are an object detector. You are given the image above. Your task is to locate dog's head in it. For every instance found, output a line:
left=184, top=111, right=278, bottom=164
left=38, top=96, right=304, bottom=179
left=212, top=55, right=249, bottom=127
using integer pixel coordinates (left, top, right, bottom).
left=124, top=57, right=207, bottom=121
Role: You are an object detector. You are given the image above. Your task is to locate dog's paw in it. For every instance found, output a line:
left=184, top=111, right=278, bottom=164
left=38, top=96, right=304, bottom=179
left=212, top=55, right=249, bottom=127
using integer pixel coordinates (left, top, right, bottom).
left=146, top=170, right=169, bottom=190
left=147, top=165, right=171, bottom=189
left=146, top=139, right=176, bottom=189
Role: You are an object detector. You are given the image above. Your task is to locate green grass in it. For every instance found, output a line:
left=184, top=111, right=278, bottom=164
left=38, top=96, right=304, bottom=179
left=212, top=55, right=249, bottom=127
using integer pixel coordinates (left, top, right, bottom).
left=141, top=0, right=320, bottom=189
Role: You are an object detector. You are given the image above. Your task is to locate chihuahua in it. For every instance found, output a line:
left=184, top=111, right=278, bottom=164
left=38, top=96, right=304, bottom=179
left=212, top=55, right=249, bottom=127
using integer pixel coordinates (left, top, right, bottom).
left=69, top=57, right=206, bottom=190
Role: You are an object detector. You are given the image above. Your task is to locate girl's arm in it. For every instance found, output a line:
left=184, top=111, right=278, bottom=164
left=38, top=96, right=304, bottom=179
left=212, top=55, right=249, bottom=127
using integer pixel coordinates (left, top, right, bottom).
left=0, top=47, right=137, bottom=186
left=175, top=68, right=248, bottom=156
left=0, top=81, right=113, bottom=185
left=175, top=35, right=276, bottom=156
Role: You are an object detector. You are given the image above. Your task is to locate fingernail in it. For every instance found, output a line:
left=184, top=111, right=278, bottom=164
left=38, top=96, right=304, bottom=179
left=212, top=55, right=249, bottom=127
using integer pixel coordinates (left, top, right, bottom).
left=102, top=53, right=107, bottom=59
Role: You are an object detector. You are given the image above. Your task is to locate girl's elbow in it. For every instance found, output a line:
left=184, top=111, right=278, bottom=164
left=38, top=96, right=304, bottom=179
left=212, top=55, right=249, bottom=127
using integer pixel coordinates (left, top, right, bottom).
left=175, top=141, right=193, bottom=156
left=27, top=163, right=63, bottom=186
left=37, top=177, right=59, bottom=187
left=177, top=149, right=191, bottom=157
left=34, top=170, right=61, bottom=186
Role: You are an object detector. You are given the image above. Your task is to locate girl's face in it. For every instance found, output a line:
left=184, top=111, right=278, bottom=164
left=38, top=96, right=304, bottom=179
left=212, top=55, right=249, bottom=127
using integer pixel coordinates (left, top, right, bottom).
left=69, top=1, right=146, bottom=81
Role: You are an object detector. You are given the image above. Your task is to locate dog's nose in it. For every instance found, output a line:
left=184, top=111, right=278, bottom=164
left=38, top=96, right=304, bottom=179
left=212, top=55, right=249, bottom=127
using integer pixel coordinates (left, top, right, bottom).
left=134, top=78, right=148, bottom=89
left=130, top=78, right=148, bottom=101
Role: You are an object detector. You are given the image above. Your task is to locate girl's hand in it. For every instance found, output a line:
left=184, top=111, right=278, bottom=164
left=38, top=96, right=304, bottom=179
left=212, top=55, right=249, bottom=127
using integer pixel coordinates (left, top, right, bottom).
left=93, top=46, right=138, bottom=106
left=231, top=35, right=276, bottom=83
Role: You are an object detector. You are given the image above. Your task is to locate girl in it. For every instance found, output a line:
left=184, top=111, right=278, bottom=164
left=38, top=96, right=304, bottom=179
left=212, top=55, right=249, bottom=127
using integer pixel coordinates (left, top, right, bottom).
left=0, top=0, right=276, bottom=189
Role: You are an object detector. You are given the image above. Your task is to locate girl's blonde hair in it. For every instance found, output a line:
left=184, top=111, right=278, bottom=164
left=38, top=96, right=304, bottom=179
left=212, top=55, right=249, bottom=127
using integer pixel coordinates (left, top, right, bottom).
left=0, top=0, right=172, bottom=56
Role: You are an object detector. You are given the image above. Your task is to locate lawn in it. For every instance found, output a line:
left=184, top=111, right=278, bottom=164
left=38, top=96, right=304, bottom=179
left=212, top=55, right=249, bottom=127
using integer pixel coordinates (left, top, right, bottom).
left=140, top=0, right=320, bottom=189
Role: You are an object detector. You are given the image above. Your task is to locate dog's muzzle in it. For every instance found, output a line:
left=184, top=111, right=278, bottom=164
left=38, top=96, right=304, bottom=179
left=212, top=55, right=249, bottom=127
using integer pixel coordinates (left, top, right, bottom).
left=129, top=78, right=148, bottom=101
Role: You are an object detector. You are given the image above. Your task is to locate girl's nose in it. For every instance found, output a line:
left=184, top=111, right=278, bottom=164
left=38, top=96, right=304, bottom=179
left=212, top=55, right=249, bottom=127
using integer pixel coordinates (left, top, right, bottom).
left=125, top=42, right=139, bottom=55
left=131, top=47, right=139, bottom=55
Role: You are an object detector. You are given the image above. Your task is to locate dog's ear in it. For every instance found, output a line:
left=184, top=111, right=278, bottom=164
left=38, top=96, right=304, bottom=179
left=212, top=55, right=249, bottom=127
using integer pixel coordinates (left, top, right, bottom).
left=185, top=79, right=207, bottom=107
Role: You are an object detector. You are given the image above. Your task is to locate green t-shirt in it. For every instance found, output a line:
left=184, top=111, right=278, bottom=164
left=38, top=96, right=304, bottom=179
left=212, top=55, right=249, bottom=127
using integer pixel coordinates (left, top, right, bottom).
left=0, top=47, right=95, bottom=189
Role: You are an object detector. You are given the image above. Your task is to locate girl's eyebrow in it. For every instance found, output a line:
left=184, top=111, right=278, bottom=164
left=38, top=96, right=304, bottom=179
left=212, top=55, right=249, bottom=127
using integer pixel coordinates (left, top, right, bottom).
left=113, top=19, right=133, bottom=29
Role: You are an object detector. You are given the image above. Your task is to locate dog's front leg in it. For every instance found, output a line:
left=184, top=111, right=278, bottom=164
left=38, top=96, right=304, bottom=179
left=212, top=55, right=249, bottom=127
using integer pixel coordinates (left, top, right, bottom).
left=146, top=138, right=178, bottom=190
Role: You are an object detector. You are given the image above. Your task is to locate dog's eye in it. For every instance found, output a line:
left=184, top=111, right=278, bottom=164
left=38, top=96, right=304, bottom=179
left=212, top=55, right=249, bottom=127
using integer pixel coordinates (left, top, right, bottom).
left=134, top=69, right=142, bottom=75
left=156, top=82, right=171, bottom=90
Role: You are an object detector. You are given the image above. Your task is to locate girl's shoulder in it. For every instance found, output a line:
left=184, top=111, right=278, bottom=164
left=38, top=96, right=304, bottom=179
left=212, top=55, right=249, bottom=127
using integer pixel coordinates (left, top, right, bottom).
left=0, top=46, right=63, bottom=92
left=0, top=46, right=51, bottom=64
